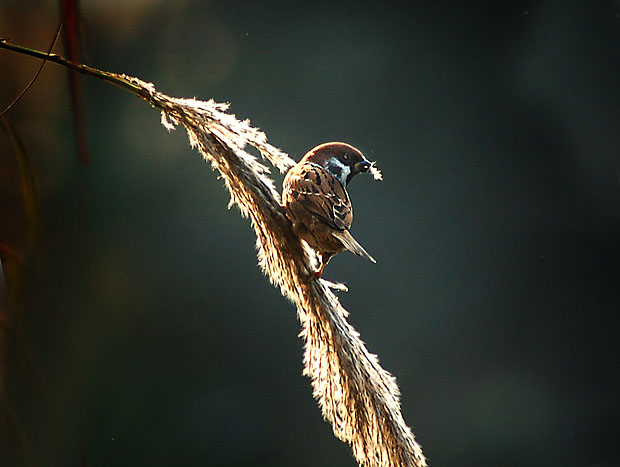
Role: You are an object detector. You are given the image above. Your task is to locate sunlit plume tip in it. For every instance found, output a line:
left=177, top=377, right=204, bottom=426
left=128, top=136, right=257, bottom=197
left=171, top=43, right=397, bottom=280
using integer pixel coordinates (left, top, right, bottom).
left=369, top=162, right=383, bottom=181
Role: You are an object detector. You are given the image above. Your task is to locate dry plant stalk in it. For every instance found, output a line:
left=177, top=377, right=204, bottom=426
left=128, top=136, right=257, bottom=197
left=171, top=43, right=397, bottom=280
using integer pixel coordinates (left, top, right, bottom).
left=0, top=40, right=427, bottom=466
left=153, top=83, right=426, bottom=467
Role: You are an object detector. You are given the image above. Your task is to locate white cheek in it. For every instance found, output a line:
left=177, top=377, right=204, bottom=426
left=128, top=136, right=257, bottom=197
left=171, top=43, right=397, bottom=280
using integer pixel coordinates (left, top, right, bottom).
left=339, top=166, right=351, bottom=185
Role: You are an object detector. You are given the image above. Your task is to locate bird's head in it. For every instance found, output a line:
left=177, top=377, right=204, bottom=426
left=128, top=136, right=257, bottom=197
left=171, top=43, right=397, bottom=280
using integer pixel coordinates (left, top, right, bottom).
left=301, top=142, right=380, bottom=186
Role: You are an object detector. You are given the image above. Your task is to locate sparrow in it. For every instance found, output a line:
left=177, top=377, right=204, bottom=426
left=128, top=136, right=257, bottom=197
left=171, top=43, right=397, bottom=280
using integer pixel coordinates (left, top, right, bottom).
left=282, top=142, right=381, bottom=279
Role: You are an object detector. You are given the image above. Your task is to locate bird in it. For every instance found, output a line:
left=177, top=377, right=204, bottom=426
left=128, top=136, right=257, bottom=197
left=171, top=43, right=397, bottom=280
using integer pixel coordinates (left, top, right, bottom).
left=282, top=142, right=380, bottom=279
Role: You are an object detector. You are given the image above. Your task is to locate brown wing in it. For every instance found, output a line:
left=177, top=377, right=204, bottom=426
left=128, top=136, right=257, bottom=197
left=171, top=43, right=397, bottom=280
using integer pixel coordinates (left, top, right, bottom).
left=284, top=163, right=353, bottom=231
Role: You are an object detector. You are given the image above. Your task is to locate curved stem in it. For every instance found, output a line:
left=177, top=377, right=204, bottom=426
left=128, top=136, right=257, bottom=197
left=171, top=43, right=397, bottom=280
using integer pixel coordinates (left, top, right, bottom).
left=0, top=39, right=150, bottom=102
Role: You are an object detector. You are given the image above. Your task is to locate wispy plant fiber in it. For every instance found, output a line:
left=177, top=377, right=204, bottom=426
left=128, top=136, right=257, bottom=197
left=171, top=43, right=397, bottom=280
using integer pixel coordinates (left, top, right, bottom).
left=134, top=77, right=428, bottom=467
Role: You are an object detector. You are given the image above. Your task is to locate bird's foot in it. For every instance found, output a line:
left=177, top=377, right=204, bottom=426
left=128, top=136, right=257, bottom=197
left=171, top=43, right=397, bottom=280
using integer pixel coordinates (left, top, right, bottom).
left=312, top=261, right=326, bottom=280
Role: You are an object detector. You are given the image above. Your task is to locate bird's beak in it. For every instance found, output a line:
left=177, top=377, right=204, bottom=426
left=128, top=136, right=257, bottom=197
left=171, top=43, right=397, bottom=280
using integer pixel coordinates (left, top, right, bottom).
left=354, top=159, right=372, bottom=174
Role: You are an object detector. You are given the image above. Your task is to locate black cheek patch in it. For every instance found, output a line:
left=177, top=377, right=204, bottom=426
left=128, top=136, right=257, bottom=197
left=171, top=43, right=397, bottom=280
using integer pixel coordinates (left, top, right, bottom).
left=327, top=161, right=342, bottom=180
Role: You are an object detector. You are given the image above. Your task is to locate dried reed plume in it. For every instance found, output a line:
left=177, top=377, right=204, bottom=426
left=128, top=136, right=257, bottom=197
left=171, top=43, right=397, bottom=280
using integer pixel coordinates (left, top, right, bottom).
left=0, top=40, right=427, bottom=467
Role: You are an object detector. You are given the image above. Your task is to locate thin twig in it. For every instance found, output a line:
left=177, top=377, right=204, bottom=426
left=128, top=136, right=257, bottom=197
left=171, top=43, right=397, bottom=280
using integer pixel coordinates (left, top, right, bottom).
left=0, top=39, right=154, bottom=103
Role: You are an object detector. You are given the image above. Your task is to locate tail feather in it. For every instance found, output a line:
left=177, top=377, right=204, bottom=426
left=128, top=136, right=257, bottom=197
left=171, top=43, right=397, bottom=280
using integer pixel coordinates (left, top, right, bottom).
left=333, top=230, right=376, bottom=264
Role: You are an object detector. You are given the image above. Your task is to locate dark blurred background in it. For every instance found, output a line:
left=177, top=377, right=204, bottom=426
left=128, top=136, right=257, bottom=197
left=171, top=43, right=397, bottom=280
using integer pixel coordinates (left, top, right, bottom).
left=1, top=1, right=619, bottom=466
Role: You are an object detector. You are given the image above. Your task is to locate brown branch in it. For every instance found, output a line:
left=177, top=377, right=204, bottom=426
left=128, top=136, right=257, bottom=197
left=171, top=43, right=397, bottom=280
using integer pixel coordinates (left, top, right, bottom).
left=0, top=39, right=155, bottom=103
left=0, top=39, right=427, bottom=466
